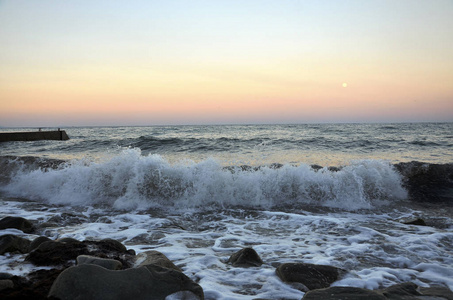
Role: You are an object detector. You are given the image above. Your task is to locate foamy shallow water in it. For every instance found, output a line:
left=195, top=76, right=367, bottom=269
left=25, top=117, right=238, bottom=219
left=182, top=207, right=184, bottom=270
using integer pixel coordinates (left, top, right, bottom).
left=1, top=197, right=452, bottom=299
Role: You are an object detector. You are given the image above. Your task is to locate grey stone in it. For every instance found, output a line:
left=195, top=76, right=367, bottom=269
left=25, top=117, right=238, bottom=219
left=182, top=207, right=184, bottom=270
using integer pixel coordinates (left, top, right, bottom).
left=0, top=279, right=14, bottom=291
left=227, top=247, right=263, bottom=267
left=26, top=238, right=134, bottom=267
left=28, top=236, right=51, bottom=252
left=0, top=234, right=31, bottom=254
left=98, top=238, right=128, bottom=252
left=77, top=255, right=123, bottom=270
left=276, top=263, right=343, bottom=290
left=419, top=286, right=453, bottom=300
left=0, top=216, right=34, bottom=233
left=381, top=282, right=422, bottom=299
left=135, top=250, right=181, bottom=272
left=302, top=286, right=386, bottom=300
left=56, top=237, right=80, bottom=243
left=48, top=264, right=204, bottom=300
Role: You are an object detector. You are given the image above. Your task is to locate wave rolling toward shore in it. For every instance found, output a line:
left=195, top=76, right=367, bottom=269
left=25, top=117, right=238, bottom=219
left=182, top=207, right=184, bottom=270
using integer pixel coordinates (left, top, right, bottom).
left=0, top=123, right=452, bottom=299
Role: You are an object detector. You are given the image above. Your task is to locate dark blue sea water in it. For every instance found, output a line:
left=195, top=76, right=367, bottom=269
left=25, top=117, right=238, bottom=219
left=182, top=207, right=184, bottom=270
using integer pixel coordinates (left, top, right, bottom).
left=0, top=123, right=452, bottom=299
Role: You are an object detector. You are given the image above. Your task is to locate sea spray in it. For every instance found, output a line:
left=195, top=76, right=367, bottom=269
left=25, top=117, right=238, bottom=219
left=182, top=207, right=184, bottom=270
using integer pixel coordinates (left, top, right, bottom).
left=1, top=149, right=407, bottom=210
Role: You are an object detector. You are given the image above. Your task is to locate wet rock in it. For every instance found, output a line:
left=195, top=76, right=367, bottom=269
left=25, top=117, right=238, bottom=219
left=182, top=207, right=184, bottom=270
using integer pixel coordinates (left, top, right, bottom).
left=0, top=268, right=63, bottom=300
left=77, top=255, right=123, bottom=270
left=48, top=264, right=204, bottom=300
left=0, top=217, right=34, bottom=233
left=26, top=240, right=82, bottom=266
left=28, top=236, right=51, bottom=252
left=0, top=273, right=13, bottom=280
left=227, top=247, right=263, bottom=267
left=0, top=280, right=14, bottom=291
left=302, top=286, right=386, bottom=300
left=56, top=237, right=81, bottom=243
left=394, top=162, right=453, bottom=203
left=402, top=218, right=427, bottom=226
left=26, top=239, right=134, bottom=268
left=311, top=165, right=341, bottom=172
left=305, top=283, right=453, bottom=300
left=135, top=250, right=181, bottom=272
left=419, top=286, right=453, bottom=300
left=380, top=282, right=422, bottom=299
left=270, top=163, right=283, bottom=169
left=310, top=164, right=323, bottom=171
left=0, top=235, right=31, bottom=254
left=276, top=263, right=343, bottom=290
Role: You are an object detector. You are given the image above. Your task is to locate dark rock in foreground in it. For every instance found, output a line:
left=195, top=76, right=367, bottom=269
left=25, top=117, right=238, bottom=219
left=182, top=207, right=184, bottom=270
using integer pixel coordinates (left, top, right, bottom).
left=302, top=286, right=386, bottom=300
left=0, top=268, right=63, bottom=300
left=0, top=280, right=14, bottom=291
left=25, top=238, right=134, bottom=268
left=0, top=217, right=34, bottom=233
left=395, top=162, right=453, bottom=203
left=0, top=235, right=31, bottom=255
left=302, top=282, right=453, bottom=300
left=276, top=263, right=343, bottom=290
left=227, top=247, right=263, bottom=267
left=48, top=264, right=204, bottom=300
left=419, top=286, right=453, bottom=300
left=380, top=282, right=421, bottom=299
left=28, top=236, right=51, bottom=252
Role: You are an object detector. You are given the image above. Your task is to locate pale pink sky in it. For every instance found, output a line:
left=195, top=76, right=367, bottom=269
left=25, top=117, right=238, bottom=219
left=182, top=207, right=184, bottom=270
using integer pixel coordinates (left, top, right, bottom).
left=1, top=0, right=452, bottom=126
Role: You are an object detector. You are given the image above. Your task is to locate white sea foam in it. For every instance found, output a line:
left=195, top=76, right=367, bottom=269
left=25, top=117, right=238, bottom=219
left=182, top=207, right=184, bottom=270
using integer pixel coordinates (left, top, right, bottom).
left=0, top=149, right=407, bottom=211
left=1, top=196, right=452, bottom=299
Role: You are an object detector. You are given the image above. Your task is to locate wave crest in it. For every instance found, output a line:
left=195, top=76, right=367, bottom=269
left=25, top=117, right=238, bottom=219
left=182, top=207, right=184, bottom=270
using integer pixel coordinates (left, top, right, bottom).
left=0, top=150, right=407, bottom=210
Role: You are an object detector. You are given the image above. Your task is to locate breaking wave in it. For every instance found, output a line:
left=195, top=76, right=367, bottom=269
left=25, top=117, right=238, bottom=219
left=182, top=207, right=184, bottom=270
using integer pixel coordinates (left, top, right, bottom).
left=0, top=149, right=409, bottom=211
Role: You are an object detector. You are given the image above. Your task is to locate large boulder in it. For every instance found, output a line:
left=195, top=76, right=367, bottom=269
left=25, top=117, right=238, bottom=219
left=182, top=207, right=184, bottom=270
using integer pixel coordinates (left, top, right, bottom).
left=302, top=286, right=386, bottom=300
left=0, top=235, right=31, bottom=254
left=380, top=282, right=422, bottom=299
left=0, top=268, right=63, bottom=300
left=0, top=217, right=34, bottom=233
left=394, top=162, right=453, bottom=203
left=418, top=286, right=453, bottom=300
left=276, top=263, right=343, bottom=290
left=303, top=283, right=453, bottom=300
left=134, top=250, right=181, bottom=272
left=0, top=280, right=14, bottom=291
left=227, top=247, right=263, bottom=267
left=76, top=255, right=123, bottom=270
left=28, top=236, right=51, bottom=252
left=26, top=238, right=134, bottom=267
left=48, top=264, right=204, bottom=300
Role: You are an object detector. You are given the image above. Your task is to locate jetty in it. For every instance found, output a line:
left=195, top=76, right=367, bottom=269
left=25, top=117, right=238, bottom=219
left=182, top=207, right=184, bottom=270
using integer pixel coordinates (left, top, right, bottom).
left=0, top=129, right=69, bottom=142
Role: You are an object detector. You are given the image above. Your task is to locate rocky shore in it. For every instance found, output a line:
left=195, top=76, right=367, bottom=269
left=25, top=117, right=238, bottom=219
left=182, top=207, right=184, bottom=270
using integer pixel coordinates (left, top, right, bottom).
left=1, top=216, right=452, bottom=300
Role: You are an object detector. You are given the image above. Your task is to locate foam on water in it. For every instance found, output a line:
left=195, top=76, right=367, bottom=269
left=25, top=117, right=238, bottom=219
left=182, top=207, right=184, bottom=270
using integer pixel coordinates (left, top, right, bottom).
left=0, top=149, right=407, bottom=211
left=1, top=124, right=451, bottom=298
left=1, top=198, right=451, bottom=299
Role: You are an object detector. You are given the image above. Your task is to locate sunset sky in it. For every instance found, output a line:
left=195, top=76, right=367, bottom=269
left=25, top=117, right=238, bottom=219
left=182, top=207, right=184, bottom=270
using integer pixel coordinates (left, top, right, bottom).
left=1, top=0, right=452, bottom=126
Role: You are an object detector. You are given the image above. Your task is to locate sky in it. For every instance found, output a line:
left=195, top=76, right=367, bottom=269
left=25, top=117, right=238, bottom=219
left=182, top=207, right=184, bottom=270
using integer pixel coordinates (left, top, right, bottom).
left=1, top=0, right=452, bottom=126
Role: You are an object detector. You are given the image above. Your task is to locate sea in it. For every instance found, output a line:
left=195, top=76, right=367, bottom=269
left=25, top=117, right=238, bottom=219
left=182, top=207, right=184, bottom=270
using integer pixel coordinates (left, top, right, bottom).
left=0, top=123, right=452, bottom=299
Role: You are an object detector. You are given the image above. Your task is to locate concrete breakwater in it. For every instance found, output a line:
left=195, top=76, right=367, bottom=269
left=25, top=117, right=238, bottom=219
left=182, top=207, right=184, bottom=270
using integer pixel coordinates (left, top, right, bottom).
left=0, top=130, right=69, bottom=142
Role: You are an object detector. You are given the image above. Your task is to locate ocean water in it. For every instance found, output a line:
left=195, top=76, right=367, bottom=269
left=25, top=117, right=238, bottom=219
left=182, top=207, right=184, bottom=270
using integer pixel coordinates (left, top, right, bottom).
left=0, top=123, right=452, bottom=299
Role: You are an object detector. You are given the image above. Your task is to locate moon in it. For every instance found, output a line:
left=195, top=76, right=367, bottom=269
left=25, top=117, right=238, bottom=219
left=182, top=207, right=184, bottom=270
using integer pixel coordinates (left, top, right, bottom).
left=342, top=83, right=348, bottom=88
